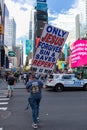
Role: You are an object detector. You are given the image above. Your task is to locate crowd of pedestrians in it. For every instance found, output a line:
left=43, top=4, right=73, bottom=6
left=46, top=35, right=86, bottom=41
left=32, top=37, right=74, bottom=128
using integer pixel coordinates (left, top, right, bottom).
left=1, top=69, right=81, bottom=129
left=0, top=70, right=47, bottom=129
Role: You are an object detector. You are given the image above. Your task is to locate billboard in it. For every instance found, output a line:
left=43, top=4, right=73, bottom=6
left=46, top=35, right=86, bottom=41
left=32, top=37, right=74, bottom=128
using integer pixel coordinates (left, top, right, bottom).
left=71, top=40, right=87, bottom=68
left=37, top=11, right=48, bottom=21
left=26, top=40, right=32, bottom=55
left=37, top=3, right=47, bottom=12
left=31, top=24, right=69, bottom=74
left=58, top=61, right=65, bottom=69
left=37, top=0, right=46, bottom=2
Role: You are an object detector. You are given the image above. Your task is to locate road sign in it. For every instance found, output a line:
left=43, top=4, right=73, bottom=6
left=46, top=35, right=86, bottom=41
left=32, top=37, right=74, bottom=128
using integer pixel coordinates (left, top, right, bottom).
left=8, top=51, right=16, bottom=57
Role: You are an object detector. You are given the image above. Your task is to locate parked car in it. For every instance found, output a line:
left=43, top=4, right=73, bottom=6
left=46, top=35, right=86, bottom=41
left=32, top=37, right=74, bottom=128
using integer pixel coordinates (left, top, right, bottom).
left=45, top=73, right=87, bottom=92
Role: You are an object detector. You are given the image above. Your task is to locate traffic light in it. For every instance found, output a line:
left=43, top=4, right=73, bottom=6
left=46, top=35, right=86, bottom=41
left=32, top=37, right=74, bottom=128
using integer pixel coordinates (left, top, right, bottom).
left=0, top=24, right=4, bottom=34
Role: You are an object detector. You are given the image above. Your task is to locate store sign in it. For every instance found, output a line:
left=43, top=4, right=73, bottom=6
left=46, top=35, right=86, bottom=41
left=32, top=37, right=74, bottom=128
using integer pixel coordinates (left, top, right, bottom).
left=8, top=51, right=16, bottom=57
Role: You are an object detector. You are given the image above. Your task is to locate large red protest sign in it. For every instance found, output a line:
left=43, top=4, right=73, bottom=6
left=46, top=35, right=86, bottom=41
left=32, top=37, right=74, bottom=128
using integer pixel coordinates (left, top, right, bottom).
left=32, top=24, right=69, bottom=74
left=71, top=39, right=87, bottom=68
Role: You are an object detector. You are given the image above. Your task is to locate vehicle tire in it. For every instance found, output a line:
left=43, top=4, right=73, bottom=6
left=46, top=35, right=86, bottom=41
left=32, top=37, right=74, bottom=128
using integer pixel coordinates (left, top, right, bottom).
left=83, top=84, right=87, bottom=91
left=55, top=84, right=64, bottom=92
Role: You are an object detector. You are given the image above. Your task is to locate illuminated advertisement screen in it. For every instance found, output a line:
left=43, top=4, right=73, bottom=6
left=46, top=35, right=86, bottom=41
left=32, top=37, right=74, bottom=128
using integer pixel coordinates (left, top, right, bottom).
left=37, top=0, right=46, bottom=2
left=71, top=40, right=87, bottom=68
left=37, top=11, right=48, bottom=20
left=37, top=3, right=47, bottom=11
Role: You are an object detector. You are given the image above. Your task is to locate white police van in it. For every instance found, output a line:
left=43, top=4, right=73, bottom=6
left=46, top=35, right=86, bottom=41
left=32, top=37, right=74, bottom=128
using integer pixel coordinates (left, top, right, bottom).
left=45, top=73, right=87, bottom=92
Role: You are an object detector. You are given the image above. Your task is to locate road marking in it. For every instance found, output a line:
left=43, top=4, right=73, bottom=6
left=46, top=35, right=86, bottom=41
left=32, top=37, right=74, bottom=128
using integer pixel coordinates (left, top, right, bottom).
left=0, top=90, right=7, bottom=92
left=0, top=128, right=3, bottom=130
left=0, top=90, right=8, bottom=95
left=0, top=96, right=7, bottom=98
left=0, top=107, right=7, bottom=111
left=0, top=102, right=8, bottom=105
left=0, top=98, right=9, bottom=101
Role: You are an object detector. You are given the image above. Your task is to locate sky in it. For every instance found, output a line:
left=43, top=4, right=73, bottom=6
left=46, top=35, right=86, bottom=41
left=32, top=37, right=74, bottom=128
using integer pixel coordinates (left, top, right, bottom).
left=4, top=0, right=79, bottom=43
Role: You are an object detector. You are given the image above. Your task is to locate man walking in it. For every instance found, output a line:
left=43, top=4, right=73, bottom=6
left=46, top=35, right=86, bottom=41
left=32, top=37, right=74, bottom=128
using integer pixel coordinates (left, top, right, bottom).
left=6, top=72, right=16, bottom=98
left=26, top=73, right=45, bottom=129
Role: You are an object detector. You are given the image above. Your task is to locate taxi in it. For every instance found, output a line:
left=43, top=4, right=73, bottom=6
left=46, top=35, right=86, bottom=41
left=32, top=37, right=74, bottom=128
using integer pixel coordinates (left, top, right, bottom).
left=45, top=73, right=87, bottom=92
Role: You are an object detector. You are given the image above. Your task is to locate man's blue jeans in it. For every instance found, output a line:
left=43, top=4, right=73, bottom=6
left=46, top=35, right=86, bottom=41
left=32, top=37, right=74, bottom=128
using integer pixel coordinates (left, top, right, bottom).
left=28, top=97, right=41, bottom=124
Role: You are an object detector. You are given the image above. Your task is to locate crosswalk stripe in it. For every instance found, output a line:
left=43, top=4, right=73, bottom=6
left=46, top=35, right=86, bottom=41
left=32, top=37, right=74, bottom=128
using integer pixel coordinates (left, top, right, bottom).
left=0, top=107, right=7, bottom=110
left=0, top=128, right=3, bottom=130
left=0, top=90, right=7, bottom=92
left=0, top=98, right=9, bottom=101
left=0, top=96, right=7, bottom=98
left=0, top=102, right=8, bottom=105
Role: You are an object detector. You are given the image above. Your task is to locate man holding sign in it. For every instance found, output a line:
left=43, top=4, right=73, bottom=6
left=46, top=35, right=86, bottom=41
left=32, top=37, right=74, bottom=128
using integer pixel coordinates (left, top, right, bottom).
left=26, top=73, right=46, bottom=129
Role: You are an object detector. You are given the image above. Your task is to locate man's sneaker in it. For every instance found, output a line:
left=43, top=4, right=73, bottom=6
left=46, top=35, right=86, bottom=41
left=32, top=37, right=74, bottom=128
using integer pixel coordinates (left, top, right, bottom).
left=32, top=123, right=38, bottom=129
left=6, top=95, right=9, bottom=98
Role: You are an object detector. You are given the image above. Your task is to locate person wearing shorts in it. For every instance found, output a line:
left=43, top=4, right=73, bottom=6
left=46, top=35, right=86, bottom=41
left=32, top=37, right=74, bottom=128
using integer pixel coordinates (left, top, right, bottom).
left=7, top=73, right=16, bottom=98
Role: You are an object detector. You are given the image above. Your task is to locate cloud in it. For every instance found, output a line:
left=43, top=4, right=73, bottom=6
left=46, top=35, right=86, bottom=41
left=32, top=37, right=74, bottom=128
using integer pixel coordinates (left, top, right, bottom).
left=48, top=0, right=79, bottom=43
left=48, top=0, right=79, bottom=25
left=10, top=0, right=35, bottom=5
left=5, top=0, right=79, bottom=44
left=20, top=7, right=28, bottom=11
left=5, top=0, right=35, bottom=39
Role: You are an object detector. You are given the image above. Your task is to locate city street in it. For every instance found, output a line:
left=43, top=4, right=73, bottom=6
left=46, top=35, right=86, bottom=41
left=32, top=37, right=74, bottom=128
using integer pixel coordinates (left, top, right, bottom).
left=0, top=82, right=87, bottom=130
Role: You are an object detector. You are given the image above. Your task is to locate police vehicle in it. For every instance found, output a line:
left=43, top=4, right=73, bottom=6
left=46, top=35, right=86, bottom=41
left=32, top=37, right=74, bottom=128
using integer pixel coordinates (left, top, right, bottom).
left=45, top=73, right=87, bottom=92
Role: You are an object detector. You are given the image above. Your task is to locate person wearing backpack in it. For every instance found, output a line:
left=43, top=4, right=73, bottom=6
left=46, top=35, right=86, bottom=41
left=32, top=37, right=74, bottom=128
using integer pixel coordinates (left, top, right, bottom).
left=6, top=72, right=16, bottom=98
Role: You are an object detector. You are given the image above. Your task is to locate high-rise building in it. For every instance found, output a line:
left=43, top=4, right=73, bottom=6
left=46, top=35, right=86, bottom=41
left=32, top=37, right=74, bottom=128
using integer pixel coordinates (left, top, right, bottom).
left=29, top=10, right=33, bottom=40
left=0, top=0, right=5, bottom=67
left=75, top=14, right=80, bottom=40
left=78, top=0, right=87, bottom=37
left=4, top=4, right=9, bottom=46
left=8, top=17, right=16, bottom=51
left=34, top=0, right=48, bottom=49
left=35, top=0, right=48, bottom=37
left=28, top=0, right=48, bottom=58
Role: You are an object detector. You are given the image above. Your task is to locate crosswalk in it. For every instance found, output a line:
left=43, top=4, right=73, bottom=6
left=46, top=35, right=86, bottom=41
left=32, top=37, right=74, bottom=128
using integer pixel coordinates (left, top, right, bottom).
left=0, top=90, right=10, bottom=130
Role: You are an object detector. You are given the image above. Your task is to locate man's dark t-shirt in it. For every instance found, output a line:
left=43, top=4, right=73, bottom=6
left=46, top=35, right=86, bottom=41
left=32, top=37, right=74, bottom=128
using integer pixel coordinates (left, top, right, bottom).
left=7, top=77, right=15, bottom=85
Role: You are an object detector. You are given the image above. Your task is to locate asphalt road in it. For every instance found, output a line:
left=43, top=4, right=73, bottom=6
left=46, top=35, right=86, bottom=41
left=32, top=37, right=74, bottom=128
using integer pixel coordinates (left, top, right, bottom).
left=0, top=82, right=87, bottom=130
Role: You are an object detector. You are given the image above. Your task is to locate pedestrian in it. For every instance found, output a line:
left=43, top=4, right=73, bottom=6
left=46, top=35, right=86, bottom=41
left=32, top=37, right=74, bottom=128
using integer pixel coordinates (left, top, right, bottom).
left=6, top=72, right=16, bottom=98
left=26, top=73, right=46, bottom=129
left=23, top=73, right=27, bottom=84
